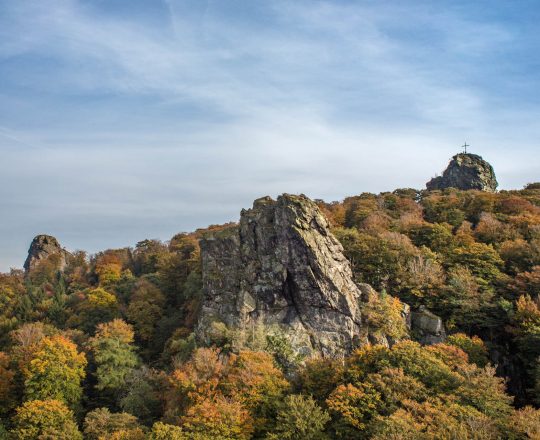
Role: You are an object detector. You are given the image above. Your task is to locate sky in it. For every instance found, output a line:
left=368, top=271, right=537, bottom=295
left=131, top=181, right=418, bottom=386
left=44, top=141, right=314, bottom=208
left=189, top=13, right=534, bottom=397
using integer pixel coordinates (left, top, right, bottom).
left=1, top=0, right=540, bottom=271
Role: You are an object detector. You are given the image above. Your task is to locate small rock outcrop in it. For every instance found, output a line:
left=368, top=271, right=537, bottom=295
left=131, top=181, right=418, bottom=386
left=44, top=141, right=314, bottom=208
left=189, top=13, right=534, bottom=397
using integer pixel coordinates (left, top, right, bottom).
left=411, top=306, right=446, bottom=345
left=198, top=194, right=378, bottom=357
left=426, top=153, right=498, bottom=192
left=23, top=235, right=70, bottom=273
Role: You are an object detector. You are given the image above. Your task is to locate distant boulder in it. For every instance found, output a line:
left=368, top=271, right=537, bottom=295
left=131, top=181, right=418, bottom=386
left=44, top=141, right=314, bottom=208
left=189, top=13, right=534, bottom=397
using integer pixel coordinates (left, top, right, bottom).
left=23, top=235, right=70, bottom=273
left=427, top=153, right=498, bottom=192
left=411, top=306, right=446, bottom=345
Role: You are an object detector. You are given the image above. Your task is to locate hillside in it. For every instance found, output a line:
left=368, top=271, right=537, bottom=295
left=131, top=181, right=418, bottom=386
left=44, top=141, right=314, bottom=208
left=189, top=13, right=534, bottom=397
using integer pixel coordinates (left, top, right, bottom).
left=0, top=184, right=539, bottom=439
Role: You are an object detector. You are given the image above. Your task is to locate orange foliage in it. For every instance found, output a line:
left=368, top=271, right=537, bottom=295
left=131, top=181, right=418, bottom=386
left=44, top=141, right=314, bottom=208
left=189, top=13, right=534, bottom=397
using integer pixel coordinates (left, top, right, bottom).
left=93, top=319, right=135, bottom=344
left=182, top=393, right=252, bottom=439
left=95, top=254, right=123, bottom=285
left=224, top=350, right=289, bottom=409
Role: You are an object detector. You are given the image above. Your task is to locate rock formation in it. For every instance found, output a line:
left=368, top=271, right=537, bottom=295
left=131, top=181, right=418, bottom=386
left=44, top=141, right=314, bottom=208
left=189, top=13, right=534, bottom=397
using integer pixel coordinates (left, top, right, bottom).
left=23, top=234, right=70, bottom=273
left=197, top=194, right=381, bottom=357
left=426, top=153, right=498, bottom=192
left=410, top=306, right=446, bottom=345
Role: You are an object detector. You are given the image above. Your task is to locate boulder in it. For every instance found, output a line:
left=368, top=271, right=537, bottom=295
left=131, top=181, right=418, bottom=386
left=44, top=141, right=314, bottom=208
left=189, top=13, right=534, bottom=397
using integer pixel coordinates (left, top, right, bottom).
left=411, top=306, right=446, bottom=345
left=426, top=153, right=498, bottom=192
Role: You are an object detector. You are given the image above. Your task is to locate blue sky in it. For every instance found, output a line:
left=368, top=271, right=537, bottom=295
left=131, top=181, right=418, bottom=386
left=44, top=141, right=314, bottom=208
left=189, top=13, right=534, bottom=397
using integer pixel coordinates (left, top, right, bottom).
left=1, top=0, right=539, bottom=270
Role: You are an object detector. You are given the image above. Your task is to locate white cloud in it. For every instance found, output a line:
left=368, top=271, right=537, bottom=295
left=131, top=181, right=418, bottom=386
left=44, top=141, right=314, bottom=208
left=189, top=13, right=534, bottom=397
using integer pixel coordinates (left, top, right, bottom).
left=0, top=0, right=539, bottom=270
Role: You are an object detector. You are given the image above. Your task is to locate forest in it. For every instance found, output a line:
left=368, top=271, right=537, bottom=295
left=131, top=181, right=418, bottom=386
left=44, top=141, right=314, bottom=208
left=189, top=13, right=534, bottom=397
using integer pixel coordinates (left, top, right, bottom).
left=0, top=185, right=539, bottom=439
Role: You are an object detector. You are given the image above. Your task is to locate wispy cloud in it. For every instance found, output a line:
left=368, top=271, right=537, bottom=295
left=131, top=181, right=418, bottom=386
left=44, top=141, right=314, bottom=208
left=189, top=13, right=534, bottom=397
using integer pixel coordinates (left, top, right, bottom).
left=0, top=0, right=539, bottom=270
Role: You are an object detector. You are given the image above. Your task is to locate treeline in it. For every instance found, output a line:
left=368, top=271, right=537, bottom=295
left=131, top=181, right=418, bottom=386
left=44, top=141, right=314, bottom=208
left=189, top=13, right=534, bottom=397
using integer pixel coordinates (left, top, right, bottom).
left=0, top=186, right=538, bottom=439
left=317, top=184, right=540, bottom=407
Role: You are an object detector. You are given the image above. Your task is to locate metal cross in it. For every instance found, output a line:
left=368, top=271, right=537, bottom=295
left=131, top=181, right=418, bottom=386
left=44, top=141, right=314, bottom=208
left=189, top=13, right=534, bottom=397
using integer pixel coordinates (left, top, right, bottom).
left=462, top=142, right=469, bottom=154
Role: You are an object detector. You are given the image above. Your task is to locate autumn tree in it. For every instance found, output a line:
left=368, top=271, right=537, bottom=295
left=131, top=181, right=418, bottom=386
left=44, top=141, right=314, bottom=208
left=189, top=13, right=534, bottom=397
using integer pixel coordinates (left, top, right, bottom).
left=147, top=422, right=185, bottom=439
left=23, top=334, right=87, bottom=410
left=180, top=393, right=253, bottom=440
left=510, top=294, right=540, bottom=402
left=94, top=253, right=124, bottom=287
left=165, top=347, right=225, bottom=424
left=10, top=399, right=82, bottom=440
left=447, top=333, right=489, bottom=367
left=127, top=279, right=166, bottom=343
left=224, top=350, right=289, bottom=434
left=372, top=398, right=500, bottom=440
left=296, top=357, right=343, bottom=404
left=132, top=239, right=168, bottom=275
left=0, top=352, right=15, bottom=416
left=66, top=287, right=120, bottom=333
left=447, top=241, right=505, bottom=286
left=326, top=383, right=381, bottom=437
left=107, top=427, right=146, bottom=439
left=158, top=233, right=201, bottom=305
left=83, top=407, right=140, bottom=440
left=361, top=289, right=408, bottom=340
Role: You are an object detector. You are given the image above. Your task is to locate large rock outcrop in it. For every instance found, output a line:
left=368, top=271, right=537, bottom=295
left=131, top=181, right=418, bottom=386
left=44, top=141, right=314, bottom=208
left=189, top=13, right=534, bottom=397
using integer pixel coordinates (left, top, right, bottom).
left=426, top=153, right=498, bottom=192
left=197, top=194, right=378, bottom=357
left=23, top=235, right=70, bottom=273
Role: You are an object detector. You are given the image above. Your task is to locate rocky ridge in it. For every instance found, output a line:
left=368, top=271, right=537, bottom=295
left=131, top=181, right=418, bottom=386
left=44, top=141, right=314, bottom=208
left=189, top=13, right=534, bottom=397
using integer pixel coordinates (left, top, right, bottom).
left=426, top=153, right=498, bottom=192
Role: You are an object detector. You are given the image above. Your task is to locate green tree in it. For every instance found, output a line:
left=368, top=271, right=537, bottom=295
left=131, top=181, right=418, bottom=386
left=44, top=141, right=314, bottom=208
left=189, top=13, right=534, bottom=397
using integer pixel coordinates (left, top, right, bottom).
left=120, top=367, right=166, bottom=425
left=407, top=222, right=455, bottom=253
left=88, top=319, right=140, bottom=395
left=447, top=242, right=505, bottom=285
left=132, top=239, right=168, bottom=275
left=267, top=394, right=330, bottom=440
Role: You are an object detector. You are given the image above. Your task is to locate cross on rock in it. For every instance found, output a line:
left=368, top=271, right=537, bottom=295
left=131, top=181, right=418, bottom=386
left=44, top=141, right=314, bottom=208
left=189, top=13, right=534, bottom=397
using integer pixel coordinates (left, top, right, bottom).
left=462, top=142, right=470, bottom=154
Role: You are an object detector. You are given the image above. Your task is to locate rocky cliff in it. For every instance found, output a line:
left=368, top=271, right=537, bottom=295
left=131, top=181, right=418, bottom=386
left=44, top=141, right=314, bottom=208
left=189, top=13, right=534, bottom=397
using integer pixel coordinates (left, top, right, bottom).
left=23, top=234, right=70, bottom=272
left=426, top=153, right=498, bottom=192
left=197, top=194, right=389, bottom=357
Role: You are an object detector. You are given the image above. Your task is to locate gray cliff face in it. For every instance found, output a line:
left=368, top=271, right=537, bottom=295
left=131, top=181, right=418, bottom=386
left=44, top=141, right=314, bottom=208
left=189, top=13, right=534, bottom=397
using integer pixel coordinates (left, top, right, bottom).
left=24, top=235, right=70, bottom=272
left=198, top=194, right=372, bottom=357
left=426, top=153, right=498, bottom=192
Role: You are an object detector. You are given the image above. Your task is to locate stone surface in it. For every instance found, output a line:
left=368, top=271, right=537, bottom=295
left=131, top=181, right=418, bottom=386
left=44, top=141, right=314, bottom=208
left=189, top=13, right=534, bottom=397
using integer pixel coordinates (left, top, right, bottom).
left=23, top=235, right=70, bottom=273
left=426, top=153, right=498, bottom=192
left=411, top=306, right=446, bottom=345
left=198, top=194, right=376, bottom=357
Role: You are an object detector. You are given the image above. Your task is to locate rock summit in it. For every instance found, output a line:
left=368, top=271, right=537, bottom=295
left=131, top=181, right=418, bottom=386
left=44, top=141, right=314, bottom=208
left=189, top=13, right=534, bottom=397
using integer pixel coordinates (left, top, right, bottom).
left=427, top=153, right=498, bottom=192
